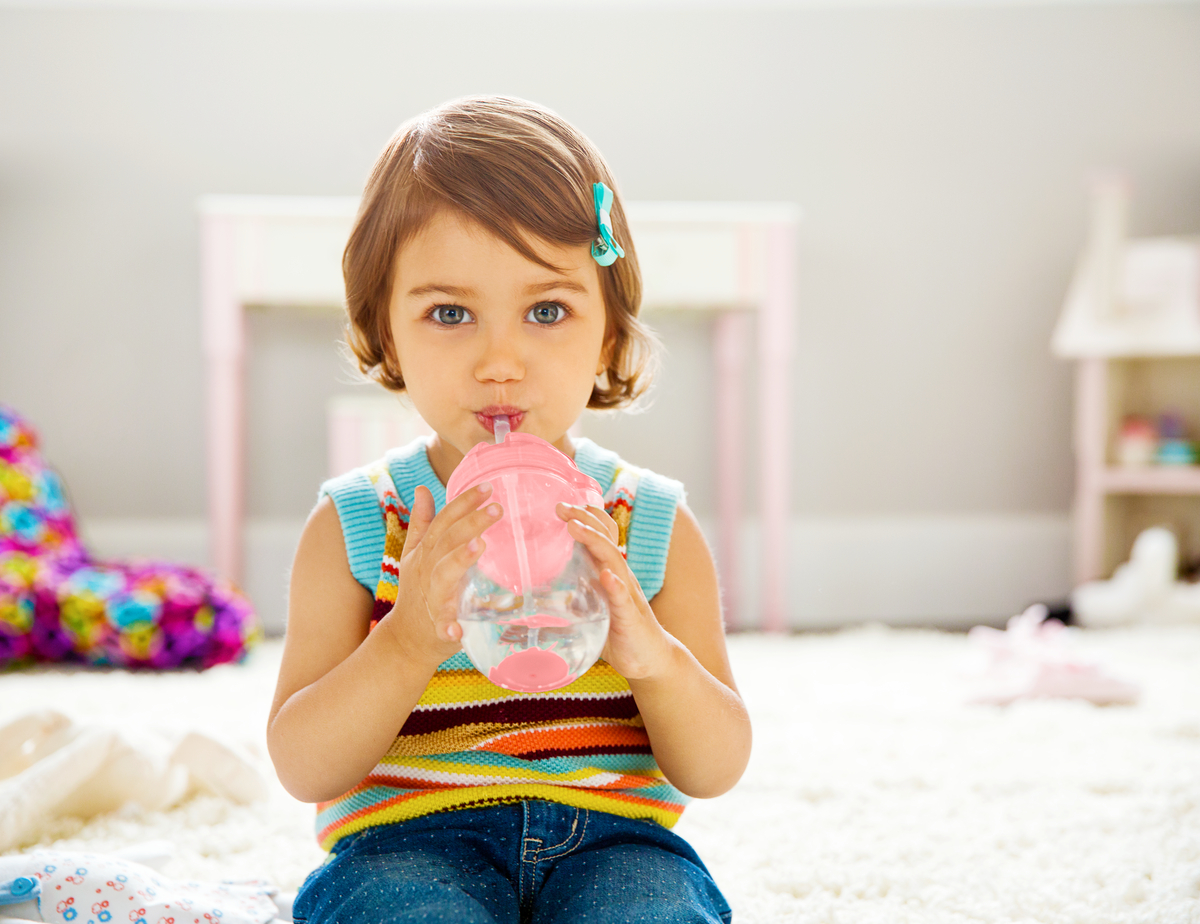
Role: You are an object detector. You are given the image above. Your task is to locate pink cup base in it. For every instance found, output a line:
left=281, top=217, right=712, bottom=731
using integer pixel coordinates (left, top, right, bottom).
left=489, top=647, right=575, bottom=692
left=506, top=614, right=572, bottom=628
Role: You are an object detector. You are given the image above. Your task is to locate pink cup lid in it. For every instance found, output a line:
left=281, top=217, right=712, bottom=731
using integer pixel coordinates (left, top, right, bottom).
left=446, top=434, right=603, bottom=592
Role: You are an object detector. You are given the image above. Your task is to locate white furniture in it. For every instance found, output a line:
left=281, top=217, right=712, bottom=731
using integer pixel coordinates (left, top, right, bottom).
left=200, top=196, right=798, bottom=630
left=1052, top=177, right=1200, bottom=584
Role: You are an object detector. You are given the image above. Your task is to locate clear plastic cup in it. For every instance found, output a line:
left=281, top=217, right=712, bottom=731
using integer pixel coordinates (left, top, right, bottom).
left=446, top=429, right=610, bottom=692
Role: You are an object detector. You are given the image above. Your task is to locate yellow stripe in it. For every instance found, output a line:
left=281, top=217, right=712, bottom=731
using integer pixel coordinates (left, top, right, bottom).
left=416, top=663, right=632, bottom=706
left=319, top=785, right=683, bottom=851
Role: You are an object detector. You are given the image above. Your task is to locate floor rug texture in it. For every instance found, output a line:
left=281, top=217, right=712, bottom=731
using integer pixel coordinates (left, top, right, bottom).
left=3, top=626, right=1199, bottom=923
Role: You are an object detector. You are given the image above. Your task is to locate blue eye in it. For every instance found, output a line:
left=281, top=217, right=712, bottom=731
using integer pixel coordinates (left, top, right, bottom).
left=432, top=305, right=471, bottom=325
left=527, top=302, right=566, bottom=325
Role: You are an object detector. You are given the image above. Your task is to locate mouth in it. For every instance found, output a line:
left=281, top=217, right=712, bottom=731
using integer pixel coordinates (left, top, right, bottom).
left=476, top=407, right=525, bottom=435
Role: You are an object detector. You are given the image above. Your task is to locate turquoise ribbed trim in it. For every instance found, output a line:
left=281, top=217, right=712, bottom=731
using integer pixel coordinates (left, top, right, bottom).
left=388, top=439, right=447, bottom=514
left=624, top=470, right=684, bottom=600
left=318, top=467, right=388, bottom=593
left=320, top=436, right=683, bottom=601
left=572, top=438, right=619, bottom=495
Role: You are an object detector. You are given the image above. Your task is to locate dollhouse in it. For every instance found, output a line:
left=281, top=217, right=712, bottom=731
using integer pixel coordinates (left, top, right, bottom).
left=1052, top=175, right=1200, bottom=586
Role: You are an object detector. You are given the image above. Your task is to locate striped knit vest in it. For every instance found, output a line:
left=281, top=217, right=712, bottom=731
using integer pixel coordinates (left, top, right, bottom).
left=315, top=437, right=688, bottom=851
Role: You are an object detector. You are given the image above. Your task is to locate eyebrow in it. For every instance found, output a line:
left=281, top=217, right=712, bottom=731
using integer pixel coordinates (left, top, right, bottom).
left=405, top=279, right=590, bottom=300
left=526, top=279, right=589, bottom=296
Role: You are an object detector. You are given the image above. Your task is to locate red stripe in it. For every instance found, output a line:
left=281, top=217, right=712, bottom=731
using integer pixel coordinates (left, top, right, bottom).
left=400, top=696, right=639, bottom=736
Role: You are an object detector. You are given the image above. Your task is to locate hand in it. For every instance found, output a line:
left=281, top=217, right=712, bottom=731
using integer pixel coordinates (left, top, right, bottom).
left=556, top=502, right=676, bottom=680
left=379, top=482, right=502, bottom=672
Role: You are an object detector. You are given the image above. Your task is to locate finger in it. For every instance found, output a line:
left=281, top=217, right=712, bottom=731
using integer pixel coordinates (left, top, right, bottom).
left=427, top=538, right=489, bottom=639
left=587, top=505, right=621, bottom=545
left=402, top=485, right=436, bottom=555
left=435, top=500, right=503, bottom=559
left=598, top=568, right=646, bottom=634
left=557, top=503, right=619, bottom=545
left=600, top=568, right=633, bottom=608
left=421, top=481, right=495, bottom=549
left=565, top=516, right=630, bottom=582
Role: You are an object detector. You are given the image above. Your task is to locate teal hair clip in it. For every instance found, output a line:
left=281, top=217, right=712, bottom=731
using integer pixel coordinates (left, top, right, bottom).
left=591, top=182, right=625, bottom=267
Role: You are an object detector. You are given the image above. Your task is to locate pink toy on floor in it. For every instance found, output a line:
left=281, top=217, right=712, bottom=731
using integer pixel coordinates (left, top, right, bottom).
left=966, top=605, right=1140, bottom=706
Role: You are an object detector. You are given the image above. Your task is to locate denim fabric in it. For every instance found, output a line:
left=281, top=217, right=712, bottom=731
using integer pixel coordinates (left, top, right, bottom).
left=292, top=801, right=732, bottom=924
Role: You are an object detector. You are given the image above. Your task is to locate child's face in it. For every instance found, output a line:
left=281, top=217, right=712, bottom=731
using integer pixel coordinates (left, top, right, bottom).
left=389, top=209, right=608, bottom=470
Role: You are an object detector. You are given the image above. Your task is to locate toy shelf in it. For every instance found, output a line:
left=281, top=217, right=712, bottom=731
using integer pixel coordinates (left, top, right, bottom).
left=1099, top=466, right=1200, bottom=494
left=1072, top=356, right=1200, bottom=581
left=1054, top=178, right=1200, bottom=585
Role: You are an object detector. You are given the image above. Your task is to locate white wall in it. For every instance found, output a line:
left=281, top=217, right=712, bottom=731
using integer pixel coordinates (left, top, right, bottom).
left=2, top=2, right=1199, bottom=630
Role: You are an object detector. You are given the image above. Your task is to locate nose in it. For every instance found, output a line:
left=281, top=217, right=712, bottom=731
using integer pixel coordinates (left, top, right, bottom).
left=474, top=326, right=525, bottom=385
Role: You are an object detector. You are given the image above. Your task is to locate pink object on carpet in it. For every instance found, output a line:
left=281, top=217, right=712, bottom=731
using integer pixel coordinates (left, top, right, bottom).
left=967, top=605, right=1140, bottom=706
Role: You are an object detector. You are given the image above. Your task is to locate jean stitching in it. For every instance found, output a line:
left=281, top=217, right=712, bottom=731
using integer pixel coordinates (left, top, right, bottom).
left=522, top=836, right=543, bottom=862
left=519, top=800, right=537, bottom=913
left=533, top=808, right=588, bottom=862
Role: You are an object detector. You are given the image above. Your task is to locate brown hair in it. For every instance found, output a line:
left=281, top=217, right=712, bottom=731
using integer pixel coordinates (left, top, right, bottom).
left=343, top=95, right=657, bottom=409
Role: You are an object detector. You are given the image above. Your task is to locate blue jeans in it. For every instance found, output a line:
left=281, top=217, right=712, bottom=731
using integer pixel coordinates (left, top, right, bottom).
left=292, top=801, right=732, bottom=924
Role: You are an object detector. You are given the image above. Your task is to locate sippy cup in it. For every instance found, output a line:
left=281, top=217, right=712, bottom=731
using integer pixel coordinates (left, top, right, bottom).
left=446, top=417, right=610, bottom=693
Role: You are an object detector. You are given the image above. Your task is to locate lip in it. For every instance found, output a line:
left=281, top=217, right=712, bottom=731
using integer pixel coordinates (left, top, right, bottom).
left=476, top=407, right=525, bottom=435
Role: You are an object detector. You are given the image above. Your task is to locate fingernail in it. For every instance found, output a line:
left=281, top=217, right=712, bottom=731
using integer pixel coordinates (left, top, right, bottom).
left=478, top=481, right=492, bottom=494
left=487, top=504, right=502, bottom=517
left=468, top=538, right=480, bottom=552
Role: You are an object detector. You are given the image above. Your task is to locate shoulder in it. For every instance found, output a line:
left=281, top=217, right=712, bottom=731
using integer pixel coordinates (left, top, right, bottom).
left=296, top=495, right=352, bottom=571
left=289, top=496, right=372, bottom=625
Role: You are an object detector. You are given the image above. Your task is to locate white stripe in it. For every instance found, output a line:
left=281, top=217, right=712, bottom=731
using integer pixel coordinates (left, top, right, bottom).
left=368, top=763, right=625, bottom=789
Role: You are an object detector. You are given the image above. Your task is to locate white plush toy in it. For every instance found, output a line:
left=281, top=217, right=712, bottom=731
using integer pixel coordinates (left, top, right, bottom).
left=1072, top=527, right=1200, bottom=626
left=0, top=710, right=268, bottom=853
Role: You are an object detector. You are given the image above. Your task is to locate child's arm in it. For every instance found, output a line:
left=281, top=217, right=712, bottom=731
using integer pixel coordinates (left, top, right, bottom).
left=267, top=483, right=499, bottom=803
left=558, top=502, right=752, bottom=798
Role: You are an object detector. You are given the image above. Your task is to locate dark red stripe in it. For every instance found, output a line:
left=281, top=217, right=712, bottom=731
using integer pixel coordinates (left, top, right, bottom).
left=399, top=696, right=639, bottom=736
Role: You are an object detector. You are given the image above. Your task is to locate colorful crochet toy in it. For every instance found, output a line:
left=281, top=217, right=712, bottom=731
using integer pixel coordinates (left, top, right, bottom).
left=0, top=405, right=259, bottom=670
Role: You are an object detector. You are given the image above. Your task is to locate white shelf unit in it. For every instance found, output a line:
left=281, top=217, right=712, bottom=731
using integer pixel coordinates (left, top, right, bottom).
left=1073, top=356, right=1200, bottom=582
left=1054, top=176, right=1200, bottom=585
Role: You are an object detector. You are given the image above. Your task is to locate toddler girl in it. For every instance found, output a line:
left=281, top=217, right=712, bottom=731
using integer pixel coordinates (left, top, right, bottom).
left=268, top=95, right=751, bottom=924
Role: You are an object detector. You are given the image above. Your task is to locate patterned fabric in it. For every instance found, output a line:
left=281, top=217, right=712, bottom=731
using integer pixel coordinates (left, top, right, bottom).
left=315, top=438, right=686, bottom=852
left=0, top=404, right=259, bottom=670
left=2, top=850, right=278, bottom=924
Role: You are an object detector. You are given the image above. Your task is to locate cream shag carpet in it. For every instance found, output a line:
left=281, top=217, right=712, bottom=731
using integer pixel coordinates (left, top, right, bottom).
left=4, top=626, right=1200, bottom=923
